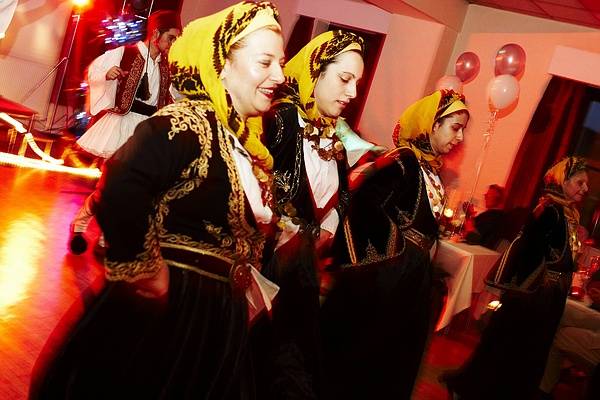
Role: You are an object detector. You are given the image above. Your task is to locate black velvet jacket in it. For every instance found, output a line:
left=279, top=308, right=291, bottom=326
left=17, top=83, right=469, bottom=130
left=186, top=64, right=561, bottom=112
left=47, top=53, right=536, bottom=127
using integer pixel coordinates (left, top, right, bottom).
left=336, top=147, right=439, bottom=266
left=96, top=100, right=265, bottom=282
left=264, top=104, right=350, bottom=236
left=512, top=202, right=575, bottom=284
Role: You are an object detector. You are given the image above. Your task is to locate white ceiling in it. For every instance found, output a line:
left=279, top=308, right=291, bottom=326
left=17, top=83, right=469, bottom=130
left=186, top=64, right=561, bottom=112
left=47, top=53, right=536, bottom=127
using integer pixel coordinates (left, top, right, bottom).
left=366, top=0, right=600, bottom=29
left=468, top=0, right=600, bottom=29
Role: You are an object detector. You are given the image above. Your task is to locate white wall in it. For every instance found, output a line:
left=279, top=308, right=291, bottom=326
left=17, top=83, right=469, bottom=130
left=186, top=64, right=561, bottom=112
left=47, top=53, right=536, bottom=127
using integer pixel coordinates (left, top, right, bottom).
left=295, top=0, right=390, bottom=34
left=180, top=0, right=300, bottom=44
left=0, top=0, right=72, bottom=118
left=358, top=14, right=450, bottom=148
left=443, top=5, right=600, bottom=209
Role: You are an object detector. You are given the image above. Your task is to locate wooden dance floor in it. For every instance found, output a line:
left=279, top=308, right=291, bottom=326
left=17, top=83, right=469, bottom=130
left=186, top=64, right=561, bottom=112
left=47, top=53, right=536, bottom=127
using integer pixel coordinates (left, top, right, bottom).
left=0, top=163, right=588, bottom=399
left=0, top=164, right=104, bottom=399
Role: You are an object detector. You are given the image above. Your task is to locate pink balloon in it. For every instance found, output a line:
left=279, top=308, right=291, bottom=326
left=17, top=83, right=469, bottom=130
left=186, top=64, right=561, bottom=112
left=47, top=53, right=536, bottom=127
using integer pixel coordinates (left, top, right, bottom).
left=487, top=74, right=519, bottom=110
left=435, top=75, right=463, bottom=94
left=495, top=43, right=526, bottom=77
left=455, top=52, right=480, bottom=83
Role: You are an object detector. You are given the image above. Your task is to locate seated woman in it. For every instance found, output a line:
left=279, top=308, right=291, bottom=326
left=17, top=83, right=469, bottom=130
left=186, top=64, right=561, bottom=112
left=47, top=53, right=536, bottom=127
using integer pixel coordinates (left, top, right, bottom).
left=321, top=90, right=469, bottom=399
left=30, top=2, right=285, bottom=399
left=443, top=157, right=589, bottom=400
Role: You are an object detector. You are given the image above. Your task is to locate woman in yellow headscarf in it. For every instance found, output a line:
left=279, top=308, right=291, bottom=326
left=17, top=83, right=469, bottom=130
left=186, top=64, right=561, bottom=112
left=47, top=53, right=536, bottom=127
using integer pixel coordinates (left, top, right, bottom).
left=444, top=157, right=589, bottom=400
left=320, top=89, right=469, bottom=399
left=254, top=30, right=365, bottom=399
left=30, top=2, right=285, bottom=399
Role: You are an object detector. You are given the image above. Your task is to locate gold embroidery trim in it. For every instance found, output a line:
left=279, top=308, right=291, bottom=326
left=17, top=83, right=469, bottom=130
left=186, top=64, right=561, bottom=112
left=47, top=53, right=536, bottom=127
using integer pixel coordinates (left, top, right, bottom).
left=157, top=59, right=171, bottom=108
left=163, top=259, right=230, bottom=283
left=218, top=123, right=265, bottom=268
left=106, top=100, right=266, bottom=280
left=106, top=101, right=214, bottom=281
left=114, top=53, right=145, bottom=114
left=343, top=217, right=358, bottom=264
left=159, top=242, right=234, bottom=264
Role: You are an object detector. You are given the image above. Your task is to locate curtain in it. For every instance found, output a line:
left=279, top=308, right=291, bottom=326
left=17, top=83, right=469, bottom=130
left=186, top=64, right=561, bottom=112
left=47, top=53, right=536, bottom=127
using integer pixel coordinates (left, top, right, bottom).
left=504, top=76, right=591, bottom=215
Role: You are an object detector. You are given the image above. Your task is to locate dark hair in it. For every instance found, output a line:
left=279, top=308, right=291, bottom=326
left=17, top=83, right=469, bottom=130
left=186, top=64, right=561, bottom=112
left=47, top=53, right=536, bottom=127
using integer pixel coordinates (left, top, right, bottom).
left=146, top=10, right=182, bottom=39
left=488, top=184, right=505, bottom=197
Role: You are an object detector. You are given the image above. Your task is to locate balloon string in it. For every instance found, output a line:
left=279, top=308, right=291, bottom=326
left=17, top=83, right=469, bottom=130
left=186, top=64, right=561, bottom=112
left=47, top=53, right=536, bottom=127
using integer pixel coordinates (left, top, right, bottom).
left=457, top=109, right=498, bottom=235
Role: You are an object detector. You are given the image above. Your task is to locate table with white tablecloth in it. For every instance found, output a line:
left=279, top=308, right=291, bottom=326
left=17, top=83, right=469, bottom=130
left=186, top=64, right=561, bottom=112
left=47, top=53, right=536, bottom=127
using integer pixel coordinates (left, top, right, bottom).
left=434, top=240, right=501, bottom=331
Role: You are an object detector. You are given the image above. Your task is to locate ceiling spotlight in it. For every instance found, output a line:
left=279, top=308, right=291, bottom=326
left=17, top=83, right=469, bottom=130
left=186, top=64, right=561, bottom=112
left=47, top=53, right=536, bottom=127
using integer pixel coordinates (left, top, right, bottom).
left=71, top=0, right=90, bottom=9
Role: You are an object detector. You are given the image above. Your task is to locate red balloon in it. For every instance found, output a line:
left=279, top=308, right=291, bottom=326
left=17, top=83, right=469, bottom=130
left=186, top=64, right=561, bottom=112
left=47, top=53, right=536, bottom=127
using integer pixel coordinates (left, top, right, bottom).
left=494, top=43, right=526, bottom=77
left=455, top=52, right=480, bottom=83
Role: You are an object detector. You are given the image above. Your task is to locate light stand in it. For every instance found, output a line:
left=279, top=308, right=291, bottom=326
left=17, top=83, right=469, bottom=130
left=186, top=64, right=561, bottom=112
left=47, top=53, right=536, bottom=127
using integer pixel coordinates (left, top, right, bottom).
left=19, top=9, right=82, bottom=133
left=45, top=11, right=81, bottom=132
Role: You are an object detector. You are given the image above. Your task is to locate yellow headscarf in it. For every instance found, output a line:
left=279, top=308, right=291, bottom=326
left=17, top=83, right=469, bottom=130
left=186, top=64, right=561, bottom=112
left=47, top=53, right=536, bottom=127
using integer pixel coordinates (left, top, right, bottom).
left=169, top=1, right=280, bottom=171
left=538, top=156, right=586, bottom=227
left=274, top=30, right=364, bottom=130
left=392, top=89, right=468, bottom=172
left=536, top=157, right=587, bottom=260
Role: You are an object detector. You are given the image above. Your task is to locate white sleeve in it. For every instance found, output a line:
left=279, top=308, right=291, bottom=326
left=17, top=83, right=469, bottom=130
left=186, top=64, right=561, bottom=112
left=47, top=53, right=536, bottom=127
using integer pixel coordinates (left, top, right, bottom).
left=320, top=208, right=340, bottom=236
left=0, top=1, right=18, bottom=36
left=87, top=46, right=125, bottom=116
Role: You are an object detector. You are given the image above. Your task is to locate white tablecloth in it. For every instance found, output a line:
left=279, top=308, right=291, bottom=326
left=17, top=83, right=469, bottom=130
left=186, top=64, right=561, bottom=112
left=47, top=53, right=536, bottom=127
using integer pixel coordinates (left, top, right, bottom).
left=578, top=245, right=600, bottom=271
left=434, top=240, right=501, bottom=331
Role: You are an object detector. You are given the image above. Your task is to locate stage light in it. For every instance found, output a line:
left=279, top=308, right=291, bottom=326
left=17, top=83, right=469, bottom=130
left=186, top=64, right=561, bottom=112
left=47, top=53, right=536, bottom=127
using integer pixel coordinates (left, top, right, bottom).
left=0, top=112, right=27, bottom=133
left=0, top=152, right=101, bottom=178
left=0, top=112, right=66, bottom=164
left=71, top=0, right=90, bottom=8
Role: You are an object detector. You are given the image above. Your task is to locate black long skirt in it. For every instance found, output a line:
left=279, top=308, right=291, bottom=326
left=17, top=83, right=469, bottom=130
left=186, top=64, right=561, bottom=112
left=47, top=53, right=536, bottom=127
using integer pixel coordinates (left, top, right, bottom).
left=319, top=242, right=432, bottom=400
left=252, top=231, right=321, bottom=399
left=446, top=273, right=572, bottom=400
left=30, top=267, right=254, bottom=400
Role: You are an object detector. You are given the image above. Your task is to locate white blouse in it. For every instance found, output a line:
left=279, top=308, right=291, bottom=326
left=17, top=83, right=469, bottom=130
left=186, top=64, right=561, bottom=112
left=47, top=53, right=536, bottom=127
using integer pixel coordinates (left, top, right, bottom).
left=228, top=131, right=278, bottom=322
left=299, top=113, right=340, bottom=235
left=228, top=131, right=274, bottom=225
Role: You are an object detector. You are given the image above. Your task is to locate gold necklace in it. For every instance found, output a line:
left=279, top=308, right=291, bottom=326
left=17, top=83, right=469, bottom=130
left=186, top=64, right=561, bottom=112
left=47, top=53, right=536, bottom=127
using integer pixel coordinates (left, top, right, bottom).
left=302, top=122, right=345, bottom=161
left=421, top=164, right=445, bottom=219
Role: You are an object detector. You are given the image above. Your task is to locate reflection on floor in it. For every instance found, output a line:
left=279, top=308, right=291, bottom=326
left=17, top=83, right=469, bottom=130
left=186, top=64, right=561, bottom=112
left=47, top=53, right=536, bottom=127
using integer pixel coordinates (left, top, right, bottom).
left=0, top=165, right=104, bottom=399
left=414, top=313, right=590, bottom=400
left=0, top=164, right=590, bottom=399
